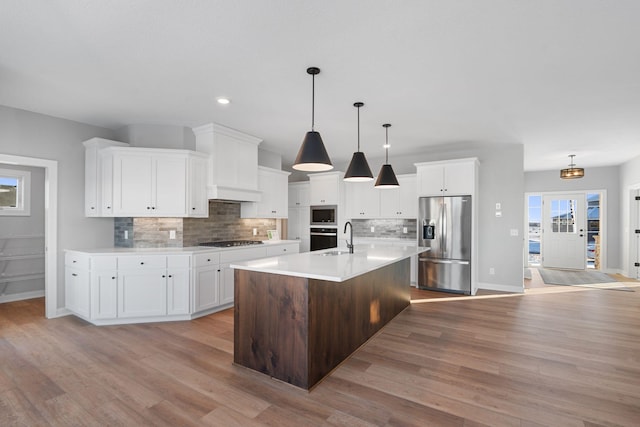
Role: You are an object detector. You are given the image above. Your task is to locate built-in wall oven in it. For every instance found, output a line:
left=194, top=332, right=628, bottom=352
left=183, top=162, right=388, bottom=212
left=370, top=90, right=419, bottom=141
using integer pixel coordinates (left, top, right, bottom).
left=310, top=227, right=338, bottom=251
left=310, top=205, right=337, bottom=226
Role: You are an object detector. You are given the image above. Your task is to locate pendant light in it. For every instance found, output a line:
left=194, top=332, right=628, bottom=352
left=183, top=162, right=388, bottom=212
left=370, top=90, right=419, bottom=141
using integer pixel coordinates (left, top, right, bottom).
left=293, top=67, right=333, bottom=172
left=375, top=123, right=400, bottom=188
left=560, top=154, right=584, bottom=179
left=344, top=102, right=374, bottom=182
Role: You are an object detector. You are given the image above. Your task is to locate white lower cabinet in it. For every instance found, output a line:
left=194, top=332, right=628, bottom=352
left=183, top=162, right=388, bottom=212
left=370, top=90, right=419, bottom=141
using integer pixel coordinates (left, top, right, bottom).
left=193, top=252, right=220, bottom=313
left=90, top=271, right=118, bottom=320
left=63, top=242, right=299, bottom=325
left=118, top=269, right=167, bottom=318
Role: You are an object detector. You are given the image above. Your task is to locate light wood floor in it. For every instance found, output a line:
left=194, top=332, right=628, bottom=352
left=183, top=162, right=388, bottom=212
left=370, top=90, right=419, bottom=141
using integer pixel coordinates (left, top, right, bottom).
left=2, top=283, right=640, bottom=426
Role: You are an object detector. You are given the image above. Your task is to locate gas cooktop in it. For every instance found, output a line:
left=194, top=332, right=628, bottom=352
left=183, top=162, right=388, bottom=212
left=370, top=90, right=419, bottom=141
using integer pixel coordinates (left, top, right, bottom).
left=199, top=240, right=264, bottom=248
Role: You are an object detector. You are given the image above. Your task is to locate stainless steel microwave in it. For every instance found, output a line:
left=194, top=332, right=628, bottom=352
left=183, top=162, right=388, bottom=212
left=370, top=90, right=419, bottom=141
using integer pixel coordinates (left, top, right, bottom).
left=310, top=205, right=337, bottom=225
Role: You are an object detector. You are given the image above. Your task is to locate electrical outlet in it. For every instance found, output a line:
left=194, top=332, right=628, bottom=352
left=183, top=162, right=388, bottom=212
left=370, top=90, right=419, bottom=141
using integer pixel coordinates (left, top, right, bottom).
left=495, top=211, right=502, bottom=217
left=403, top=227, right=408, bottom=234
left=489, top=267, right=495, bottom=275
left=370, top=226, right=375, bottom=233
left=124, top=230, right=128, bottom=240
left=253, top=228, right=257, bottom=236
left=169, top=230, right=176, bottom=239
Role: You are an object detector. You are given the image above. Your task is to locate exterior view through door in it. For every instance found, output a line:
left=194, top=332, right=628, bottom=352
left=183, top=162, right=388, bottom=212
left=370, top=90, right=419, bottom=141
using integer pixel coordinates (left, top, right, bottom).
left=542, top=194, right=586, bottom=270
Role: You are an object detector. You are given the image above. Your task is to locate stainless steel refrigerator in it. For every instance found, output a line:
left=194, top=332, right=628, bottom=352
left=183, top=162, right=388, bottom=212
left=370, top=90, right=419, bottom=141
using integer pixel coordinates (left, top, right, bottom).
left=418, top=195, right=472, bottom=294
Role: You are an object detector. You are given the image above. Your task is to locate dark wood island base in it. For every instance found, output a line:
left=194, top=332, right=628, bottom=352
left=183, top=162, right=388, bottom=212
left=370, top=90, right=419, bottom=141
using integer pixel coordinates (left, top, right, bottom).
left=233, top=258, right=410, bottom=390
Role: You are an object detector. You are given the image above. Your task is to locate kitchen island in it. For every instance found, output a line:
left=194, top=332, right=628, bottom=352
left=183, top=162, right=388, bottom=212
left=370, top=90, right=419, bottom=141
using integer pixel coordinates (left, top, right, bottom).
left=231, top=244, right=427, bottom=390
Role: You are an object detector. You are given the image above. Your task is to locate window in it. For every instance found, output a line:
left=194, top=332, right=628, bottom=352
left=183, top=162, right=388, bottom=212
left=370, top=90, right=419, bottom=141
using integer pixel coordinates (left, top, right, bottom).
left=0, top=168, right=30, bottom=216
left=528, top=195, right=541, bottom=265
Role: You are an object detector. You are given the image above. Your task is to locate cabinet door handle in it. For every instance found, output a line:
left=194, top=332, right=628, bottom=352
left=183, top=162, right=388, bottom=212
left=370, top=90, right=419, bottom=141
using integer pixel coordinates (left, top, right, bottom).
left=111, top=276, right=116, bottom=280
left=72, top=260, right=77, bottom=263
left=168, top=274, right=173, bottom=278
left=192, top=207, right=196, bottom=210
left=147, top=206, right=151, bottom=210
left=72, top=273, right=77, bottom=277
left=106, top=206, right=111, bottom=209
left=217, top=269, right=221, bottom=272
left=162, top=275, right=166, bottom=278
left=152, top=207, right=156, bottom=210
left=140, top=262, right=144, bottom=265
left=90, top=207, right=95, bottom=210
left=207, top=258, right=211, bottom=262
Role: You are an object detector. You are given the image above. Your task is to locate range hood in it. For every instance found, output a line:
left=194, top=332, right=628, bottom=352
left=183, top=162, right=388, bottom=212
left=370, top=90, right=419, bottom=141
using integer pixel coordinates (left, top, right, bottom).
left=193, top=123, right=263, bottom=202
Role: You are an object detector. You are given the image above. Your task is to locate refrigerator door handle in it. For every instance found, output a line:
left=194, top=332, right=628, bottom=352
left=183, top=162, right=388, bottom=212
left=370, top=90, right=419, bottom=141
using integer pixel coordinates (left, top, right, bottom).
left=419, top=258, right=470, bottom=265
left=441, top=202, right=447, bottom=255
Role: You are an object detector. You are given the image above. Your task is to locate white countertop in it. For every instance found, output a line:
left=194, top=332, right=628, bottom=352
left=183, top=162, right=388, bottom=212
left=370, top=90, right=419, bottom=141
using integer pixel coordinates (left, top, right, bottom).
left=231, top=243, right=428, bottom=282
left=65, top=240, right=299, bottom=255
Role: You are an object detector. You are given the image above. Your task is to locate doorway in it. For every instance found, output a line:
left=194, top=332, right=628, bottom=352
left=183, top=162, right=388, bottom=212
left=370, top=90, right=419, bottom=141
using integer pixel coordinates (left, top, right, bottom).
left=0, top=154, right=57, bottom=318
left=527, top=191, right=603, bottom=271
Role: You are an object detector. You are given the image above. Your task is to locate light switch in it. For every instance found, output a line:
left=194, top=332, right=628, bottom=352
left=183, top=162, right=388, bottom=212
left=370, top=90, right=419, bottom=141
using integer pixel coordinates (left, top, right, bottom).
left=495, top=211, right=502, bottom=217
left=495, top=203, right=501, bottom=210
left=370, top=226, right=375, bottom=233
left=169, top=230, right=176, bottom=239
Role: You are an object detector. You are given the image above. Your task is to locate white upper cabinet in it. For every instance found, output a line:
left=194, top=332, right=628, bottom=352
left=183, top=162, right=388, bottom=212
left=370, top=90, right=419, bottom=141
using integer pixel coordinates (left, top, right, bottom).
left=416, top=158, right=478, bottom=197
left=379, top=174, right=418, bottom=218
left=84, top=140, right=208, bottom=218
left=241, top=166, right=290, bottom=218
left=309, top=172, right=344, bottom=206
left=193, top=123, right=262, bottom=202
left=112, top=150, right=188, bottom=217
left=83, top=138, right=128, bottom=217
left=345, top=181, right=380, bottom=218
left=288, top=182, right=310, bottom=207
left=187, top=154, right=209, bottom=217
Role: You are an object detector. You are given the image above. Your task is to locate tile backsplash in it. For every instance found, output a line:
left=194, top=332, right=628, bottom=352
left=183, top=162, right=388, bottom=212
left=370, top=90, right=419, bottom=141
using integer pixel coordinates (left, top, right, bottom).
left=183, top=201, right=276, bottom=246
left=351, top=218, right=417, bottom=239
left=114, top=201, right=276, bottom=248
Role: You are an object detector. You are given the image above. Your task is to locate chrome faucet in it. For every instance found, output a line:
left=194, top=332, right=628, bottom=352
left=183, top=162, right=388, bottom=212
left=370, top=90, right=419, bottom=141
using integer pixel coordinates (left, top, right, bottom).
left=344, top=221, right=354, bottom=254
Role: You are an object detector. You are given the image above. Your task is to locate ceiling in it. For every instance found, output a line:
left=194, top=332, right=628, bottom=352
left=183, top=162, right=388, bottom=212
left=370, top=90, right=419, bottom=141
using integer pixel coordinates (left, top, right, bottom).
left=2, top=1, right=640, bottom=172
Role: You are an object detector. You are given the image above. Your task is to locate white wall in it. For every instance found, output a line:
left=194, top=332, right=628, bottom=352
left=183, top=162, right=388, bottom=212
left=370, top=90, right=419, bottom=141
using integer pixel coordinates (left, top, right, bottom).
left=524, top=165, right=620, bottom=272
left=620, top=154, right=640, bottom=277
left=0, top=105, right=115, bottom=309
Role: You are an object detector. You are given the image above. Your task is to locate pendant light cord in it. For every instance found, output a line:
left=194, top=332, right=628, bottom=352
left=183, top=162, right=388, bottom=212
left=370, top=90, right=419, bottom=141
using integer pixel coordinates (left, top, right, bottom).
left=385, top=126, right=389, bottom=164
left=357, top=105, right=360, bottom=151
left=311, top=73, right=315, bottom=131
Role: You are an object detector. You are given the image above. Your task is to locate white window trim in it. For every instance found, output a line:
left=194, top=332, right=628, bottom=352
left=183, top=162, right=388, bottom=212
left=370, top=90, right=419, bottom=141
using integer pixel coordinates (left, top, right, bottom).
left=0, top=167, right=30, bottom=216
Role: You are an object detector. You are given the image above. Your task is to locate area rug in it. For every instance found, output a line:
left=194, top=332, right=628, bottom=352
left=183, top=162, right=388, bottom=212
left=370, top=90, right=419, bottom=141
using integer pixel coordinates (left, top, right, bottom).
left=537, top=268, right=634, bottom=291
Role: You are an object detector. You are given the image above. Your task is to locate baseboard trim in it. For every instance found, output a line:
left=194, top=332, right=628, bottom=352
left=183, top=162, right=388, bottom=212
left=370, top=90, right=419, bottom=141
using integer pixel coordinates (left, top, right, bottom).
left=477, top=282, right=524, bottom=294
left=0, top=290, right=45, bottom=304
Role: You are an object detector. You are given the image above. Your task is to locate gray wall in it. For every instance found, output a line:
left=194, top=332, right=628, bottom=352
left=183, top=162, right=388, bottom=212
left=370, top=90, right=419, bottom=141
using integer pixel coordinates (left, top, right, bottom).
left=290, top=141, right=526, bottom=292
left=0, top=105, right=116, bottom=309
left=524, top=166, right=620, bottom=271
left=114, top=124, right=196, bottom=150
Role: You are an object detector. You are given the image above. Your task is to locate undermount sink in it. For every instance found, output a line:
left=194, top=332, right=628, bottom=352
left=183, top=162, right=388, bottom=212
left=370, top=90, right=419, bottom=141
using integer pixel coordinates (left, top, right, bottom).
left=318, top=250, right=351, bottom=256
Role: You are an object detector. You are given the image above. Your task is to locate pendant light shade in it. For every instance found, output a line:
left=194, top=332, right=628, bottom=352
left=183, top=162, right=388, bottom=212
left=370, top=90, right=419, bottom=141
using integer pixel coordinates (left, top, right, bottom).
left=344, top=102, right=374, bottom=182
left=293, top=67, right=333, bottom=172
left=560, top=154, right=584, bottom=179
left=375, top=124, right=399, bottom=188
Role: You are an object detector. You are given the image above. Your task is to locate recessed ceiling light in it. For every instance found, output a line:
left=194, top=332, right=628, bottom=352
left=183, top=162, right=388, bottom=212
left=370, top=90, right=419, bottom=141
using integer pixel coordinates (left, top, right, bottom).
left=216, top=97, right=231, bottom=105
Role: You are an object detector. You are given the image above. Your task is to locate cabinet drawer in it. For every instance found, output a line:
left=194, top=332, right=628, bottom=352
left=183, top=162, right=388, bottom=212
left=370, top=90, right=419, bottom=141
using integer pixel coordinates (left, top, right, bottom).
left=266, top=243, right=299, bottom=257
left=168, top=254, right=190, bottom=269
left=118, top=255, right=166, bottom=270
left=194, top=252, right=220, bottom=267
left=220, top=247, right=267, bottom=263
left=91, top=256, right=117, bottom=271
left=65, top=252, right=90, bottom=269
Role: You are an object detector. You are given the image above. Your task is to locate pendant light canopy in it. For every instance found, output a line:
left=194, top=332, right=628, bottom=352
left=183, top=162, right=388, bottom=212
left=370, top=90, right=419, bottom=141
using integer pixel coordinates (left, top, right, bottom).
left=344, top=102, right=374, bottom=182
left=293, top=67, right=333, bottom=172
left=375, top=124, right=400, bottom=188
left=560, top=154, right=584, bottom=179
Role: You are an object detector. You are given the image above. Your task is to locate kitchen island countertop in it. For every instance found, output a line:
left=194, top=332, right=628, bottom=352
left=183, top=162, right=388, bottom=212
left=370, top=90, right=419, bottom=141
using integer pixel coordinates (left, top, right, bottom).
left=231, top=243, right=427, bottom=282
